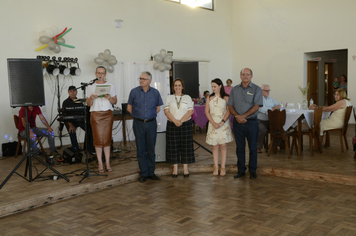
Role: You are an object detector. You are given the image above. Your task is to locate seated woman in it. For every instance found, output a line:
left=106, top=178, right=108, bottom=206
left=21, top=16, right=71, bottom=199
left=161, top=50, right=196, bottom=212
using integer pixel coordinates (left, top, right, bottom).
left=309, top=89, right=351, bottom=137
left=201, top=90, right=210, bottom=104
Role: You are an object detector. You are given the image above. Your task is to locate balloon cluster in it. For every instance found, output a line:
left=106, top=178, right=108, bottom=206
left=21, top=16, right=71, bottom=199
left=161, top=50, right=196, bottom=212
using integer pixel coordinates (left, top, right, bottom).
left=94, top=49, right=118, bottom=73
left=153, top=49, right=172, bottom=72
left=36, top=26, right=75, bottom=54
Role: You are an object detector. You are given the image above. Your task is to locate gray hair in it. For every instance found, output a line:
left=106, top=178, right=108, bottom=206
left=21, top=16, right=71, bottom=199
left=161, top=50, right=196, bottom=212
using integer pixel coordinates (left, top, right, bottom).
left=141, top=71, right=152, bottom=80
left=261, top=84, right=269, bottom=89
left=240, top=68, right=253, bottom=75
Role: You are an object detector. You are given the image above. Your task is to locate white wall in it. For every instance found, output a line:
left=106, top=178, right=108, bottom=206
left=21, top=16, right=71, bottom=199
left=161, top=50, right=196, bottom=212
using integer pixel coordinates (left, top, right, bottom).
left=230, top=0, right=356, bottom=111
left=0, top=0, right=232, bottom=153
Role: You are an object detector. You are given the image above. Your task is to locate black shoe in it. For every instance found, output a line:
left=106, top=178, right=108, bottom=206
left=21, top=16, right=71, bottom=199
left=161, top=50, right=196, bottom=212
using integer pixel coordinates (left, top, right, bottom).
left=250, top=172, right=257, bottom=179
left=148, top=174, right=161, bottom=181
left=172, top=174, right=178, bottom=178
left=139, top=176, right=147, bottom=183
left=183, top=173, right=189, bottom=178
left=233, top=172, right=245, bottom=178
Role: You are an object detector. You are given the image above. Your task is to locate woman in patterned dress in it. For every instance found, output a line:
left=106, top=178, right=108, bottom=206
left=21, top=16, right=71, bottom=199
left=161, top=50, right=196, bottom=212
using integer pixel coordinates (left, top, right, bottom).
left=205, top=78, right=233, bottom=176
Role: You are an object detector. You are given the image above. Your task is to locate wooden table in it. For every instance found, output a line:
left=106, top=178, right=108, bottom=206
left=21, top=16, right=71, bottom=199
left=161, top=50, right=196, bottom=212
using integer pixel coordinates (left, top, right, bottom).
left=113, top=113, right=133, bottom=146
left=284, top=109, right=330, bottom=155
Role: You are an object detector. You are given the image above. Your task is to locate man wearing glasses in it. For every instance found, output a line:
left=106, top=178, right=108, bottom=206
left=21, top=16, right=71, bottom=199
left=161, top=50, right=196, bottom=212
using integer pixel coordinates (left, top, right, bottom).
left=227, top=68, right=263, bottom=179
left=257, top=84, right=281, bottom=153
left=127, top=71, right=163, bottom=183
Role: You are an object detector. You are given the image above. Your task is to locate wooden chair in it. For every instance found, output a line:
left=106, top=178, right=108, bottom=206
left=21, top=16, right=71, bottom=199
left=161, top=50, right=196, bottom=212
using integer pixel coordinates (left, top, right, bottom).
left=267, top=109, right=296, bottom=158
left=13, top=115, right=45, bottom=158
left=323, top=106, right=353, bottom=152
left=300, top=107, right=324, bottom=155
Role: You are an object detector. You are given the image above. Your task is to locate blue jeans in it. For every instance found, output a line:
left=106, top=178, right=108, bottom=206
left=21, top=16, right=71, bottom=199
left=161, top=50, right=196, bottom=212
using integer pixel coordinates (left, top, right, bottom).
left=233, top=119, right=259, bottom=173
left=133, top=119, right=157, bottom=177
left=20, top=127, right=56, bottom=153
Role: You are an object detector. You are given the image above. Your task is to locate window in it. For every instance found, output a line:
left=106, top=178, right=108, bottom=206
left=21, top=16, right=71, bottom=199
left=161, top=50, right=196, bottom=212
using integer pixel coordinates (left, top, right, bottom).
left=166, top=0, right=214, bottom=11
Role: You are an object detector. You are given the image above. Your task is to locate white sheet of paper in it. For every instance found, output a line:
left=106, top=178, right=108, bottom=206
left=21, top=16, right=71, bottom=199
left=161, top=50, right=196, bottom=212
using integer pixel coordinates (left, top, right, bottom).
left=94, top=85, right=111, bottom=97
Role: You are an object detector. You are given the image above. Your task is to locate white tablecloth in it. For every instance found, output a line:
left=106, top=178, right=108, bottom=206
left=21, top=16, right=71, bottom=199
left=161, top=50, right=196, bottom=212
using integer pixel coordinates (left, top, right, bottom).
left=283, top=109, right=331, bottom=131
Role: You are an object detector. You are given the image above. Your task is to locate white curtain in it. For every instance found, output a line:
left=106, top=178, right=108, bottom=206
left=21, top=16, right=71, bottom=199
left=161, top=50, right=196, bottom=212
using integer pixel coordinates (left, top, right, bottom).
left=106, top=61, right=169, bottom=142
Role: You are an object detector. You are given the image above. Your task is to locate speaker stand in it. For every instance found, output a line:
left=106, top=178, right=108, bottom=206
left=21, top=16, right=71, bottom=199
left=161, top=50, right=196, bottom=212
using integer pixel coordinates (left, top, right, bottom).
left=0, top=107, right=69, bottom=190
left=193, top=140, right=212, bottom=154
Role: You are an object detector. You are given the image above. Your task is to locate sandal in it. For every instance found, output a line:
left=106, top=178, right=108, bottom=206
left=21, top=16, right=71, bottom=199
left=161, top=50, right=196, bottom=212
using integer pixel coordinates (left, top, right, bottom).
left=98, top=169, right=104, bottom=173
left=106, top=167, right=113, bottom=172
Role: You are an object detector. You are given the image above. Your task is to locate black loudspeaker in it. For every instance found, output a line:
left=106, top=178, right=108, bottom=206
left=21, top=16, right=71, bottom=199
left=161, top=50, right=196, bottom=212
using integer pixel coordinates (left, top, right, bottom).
left=7, top=58, right=45, bottom=107
left=121, top=103, right=129, bottom=115
left=63, top=147, right=83, bottom=164
left=173, top=61, right=199, bottom=99
left=155, top=132, right=166, bottom=162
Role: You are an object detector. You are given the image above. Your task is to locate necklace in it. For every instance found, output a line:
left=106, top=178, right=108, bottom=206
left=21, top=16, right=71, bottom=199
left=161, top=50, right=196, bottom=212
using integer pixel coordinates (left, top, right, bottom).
left=175, top=95, right=182, bottom=109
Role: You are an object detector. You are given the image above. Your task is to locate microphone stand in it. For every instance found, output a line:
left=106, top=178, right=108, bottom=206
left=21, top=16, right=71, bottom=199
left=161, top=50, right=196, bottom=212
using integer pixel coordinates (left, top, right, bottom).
left=78, top=79, right=107, bottom=183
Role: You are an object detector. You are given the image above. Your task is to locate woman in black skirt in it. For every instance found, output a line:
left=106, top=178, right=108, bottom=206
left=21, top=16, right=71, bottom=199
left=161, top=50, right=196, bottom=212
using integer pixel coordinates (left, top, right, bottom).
left=164, top=78, right=195, bottom=177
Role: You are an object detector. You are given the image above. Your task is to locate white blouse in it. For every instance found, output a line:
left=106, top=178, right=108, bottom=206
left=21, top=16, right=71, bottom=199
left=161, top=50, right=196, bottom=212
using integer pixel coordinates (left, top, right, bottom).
left=87, top=82, right=116, bottom=112
left=164, top=94, right=193, bottom=121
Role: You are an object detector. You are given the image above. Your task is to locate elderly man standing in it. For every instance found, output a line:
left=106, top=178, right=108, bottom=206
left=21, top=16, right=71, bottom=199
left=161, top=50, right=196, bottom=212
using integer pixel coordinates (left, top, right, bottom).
left=257, top=84, right=281, bottom=153
left=227, top=68, right=263, bottom=179
left=127, top=71, right=163, bottom=183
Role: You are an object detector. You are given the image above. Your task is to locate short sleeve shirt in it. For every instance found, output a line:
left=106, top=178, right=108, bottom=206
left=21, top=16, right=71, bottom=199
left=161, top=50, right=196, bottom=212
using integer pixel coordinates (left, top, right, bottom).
left=87, top=82, right=116, bottom=112
left=18, top=106, right=42, bottom=133
left=164, top=94, right=193, bottom=121
left=227, top=82, right=263, bottom=119
left=128, top=86, right=163, bottom=120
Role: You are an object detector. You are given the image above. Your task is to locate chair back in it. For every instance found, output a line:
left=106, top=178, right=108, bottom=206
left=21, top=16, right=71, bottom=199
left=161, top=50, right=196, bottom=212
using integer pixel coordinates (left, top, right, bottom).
left=313, top=107, right=324, bottom=131
left=13, top=115, right=20, bottom=131
left=342, top=106, right=353, bottom=135
left=268, top=109, right=287, bottom=140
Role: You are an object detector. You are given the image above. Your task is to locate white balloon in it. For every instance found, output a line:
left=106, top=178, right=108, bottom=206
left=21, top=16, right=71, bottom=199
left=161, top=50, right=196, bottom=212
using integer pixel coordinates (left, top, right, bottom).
left=98, top=53, right=104, bottom=59
left=44, top=28, right=54, bottom=38
left=107, top=65, right=114, bottom=73
left=57, top=38, right=65, bottom=44
left=53, top=44, right=61, bottom=53
left=163, top=56, right=172, bottom=64
left=103, top=49, right=111, bottom=60
left=102, top=61, right=110, bottom=68
left=160, top=49, right=166, bottom=58
left=109, top=55, right=116, bottom=60
left=108, top=58, right=117, bottom=65
left=94, top=57, right=104, bottom=65
left=48, top=41, right=56, bottom=50
left=154, top=54, right=163, bottom=63
left=39, top=36, right=51, bottom=44
left=159, top=62, right=166, bottom=72
left=166, top=64, right=172, bottom=70
left=153, top=62, right=160, bottom=70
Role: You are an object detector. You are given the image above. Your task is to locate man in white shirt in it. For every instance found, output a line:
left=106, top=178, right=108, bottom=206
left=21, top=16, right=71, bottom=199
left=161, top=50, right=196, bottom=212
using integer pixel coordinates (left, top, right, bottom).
left=257, top=84, right=281, bottom=153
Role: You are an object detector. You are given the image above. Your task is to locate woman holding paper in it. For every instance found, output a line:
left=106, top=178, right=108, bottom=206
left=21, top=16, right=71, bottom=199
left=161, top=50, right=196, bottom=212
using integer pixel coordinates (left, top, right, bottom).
left=87, top=66, right=117, bottom=173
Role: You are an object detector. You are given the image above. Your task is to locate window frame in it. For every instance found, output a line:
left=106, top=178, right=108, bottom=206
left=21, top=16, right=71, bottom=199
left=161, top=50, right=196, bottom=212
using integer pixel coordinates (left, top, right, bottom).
left=165, top=0, right=214, bottom=11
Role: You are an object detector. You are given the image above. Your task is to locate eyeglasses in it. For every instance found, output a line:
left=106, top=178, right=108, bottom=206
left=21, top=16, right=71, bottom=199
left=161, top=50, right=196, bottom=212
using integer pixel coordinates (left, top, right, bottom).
left=263, top=90, right=271, bottom=92
left=139, top=77, right=150, bottom=81
left=241, top=73, right=252, bottom=76
left=96, top=72, right=106, bottom=75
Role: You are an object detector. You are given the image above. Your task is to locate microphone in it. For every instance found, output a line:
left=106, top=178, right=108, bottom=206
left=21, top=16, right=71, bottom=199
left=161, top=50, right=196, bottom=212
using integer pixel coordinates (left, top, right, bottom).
left=91, top=78, right=99, bottom=83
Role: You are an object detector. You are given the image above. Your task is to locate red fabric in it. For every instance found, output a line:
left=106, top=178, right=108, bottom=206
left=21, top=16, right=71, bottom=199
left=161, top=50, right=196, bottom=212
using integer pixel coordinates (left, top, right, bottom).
left=18, top=106, right=42, bottom=133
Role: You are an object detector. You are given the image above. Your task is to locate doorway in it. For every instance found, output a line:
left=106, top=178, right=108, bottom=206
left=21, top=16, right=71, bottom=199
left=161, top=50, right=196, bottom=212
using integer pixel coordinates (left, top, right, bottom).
left=307, top=61, right=318, bottom=105
left=324, top=62, right=334, bottom=106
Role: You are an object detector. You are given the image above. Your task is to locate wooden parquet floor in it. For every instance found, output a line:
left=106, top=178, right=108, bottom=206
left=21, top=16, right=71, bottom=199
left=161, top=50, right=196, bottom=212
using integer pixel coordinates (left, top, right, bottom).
left=0, top=124, right=356, bottom=235
left=1, top=174, right=356, bottom=235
